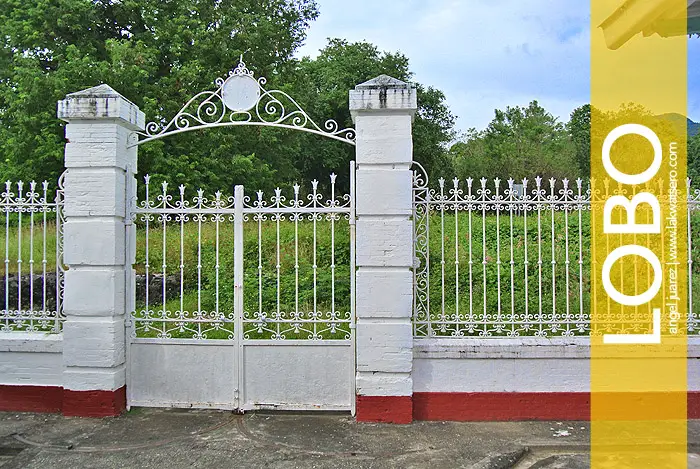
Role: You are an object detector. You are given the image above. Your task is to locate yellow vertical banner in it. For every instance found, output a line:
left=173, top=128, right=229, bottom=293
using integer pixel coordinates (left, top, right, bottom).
left=591, top=1, right=688, bottom=468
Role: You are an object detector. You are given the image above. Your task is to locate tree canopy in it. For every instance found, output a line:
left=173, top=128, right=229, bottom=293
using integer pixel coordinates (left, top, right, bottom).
left=448, top=101, right=700, bottom=186
left=2, top=0, right=697, bottom=191
left=450, top=101, right=578, bottom=182
left=0, top=1, right=455, bottom=194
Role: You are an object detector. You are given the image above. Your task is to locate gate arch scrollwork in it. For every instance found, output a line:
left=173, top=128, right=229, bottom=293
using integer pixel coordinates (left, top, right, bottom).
left=130, top=58, right=356, bottom=147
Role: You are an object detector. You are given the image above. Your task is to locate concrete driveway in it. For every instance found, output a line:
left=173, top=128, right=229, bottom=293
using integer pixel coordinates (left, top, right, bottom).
left=0, top=409, right=699, bottom=468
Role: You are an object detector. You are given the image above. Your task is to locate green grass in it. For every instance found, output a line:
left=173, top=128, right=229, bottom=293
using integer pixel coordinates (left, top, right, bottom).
left=4, top=211, right=700, bottom=338
left=131, top=218, right=351, bottom=339
left=418, top=210, right=591, bottom=336
left=0, top=222, right=60, bottom=275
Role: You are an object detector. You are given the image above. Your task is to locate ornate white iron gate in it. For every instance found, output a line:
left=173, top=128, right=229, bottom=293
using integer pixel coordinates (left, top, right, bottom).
left=124, top=60, right=356, bottom=412
left=126, top=170, right=356, bottom=411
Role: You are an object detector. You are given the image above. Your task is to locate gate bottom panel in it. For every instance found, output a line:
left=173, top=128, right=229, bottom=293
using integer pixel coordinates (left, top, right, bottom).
left=128, top=340, right=237, bottom=410
left=241, top=340, right=353, bottom=412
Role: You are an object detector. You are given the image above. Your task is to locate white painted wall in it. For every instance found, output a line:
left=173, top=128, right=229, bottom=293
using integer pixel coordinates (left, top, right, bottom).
left=0, top=334, right=63, bottom=386
left=414, top=338, right=700, bottom=393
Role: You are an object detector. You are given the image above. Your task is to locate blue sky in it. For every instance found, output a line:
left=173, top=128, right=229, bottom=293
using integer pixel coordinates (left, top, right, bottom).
left=297, top=0, right=700, bottom=133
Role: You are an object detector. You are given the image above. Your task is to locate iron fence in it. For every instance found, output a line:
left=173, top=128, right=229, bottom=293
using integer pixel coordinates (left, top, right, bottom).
left=0, top=178, right=65, bottom=333
left=412, top=171, right=700, bottom=338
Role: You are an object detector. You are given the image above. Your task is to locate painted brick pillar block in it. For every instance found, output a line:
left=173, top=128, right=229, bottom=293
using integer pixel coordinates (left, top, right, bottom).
left=350, top=76, right=417, bottom=424
left=57, top=85, right=144, bottom=417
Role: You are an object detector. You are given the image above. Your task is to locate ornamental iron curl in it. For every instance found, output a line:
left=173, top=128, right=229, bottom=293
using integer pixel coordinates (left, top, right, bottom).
left=132, top=58, right=356, bottom=147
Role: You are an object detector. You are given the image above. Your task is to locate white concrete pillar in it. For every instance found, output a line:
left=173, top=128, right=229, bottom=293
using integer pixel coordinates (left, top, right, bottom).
left=350, top=75, right=417, bottom=423
left=57, top=85, right=144, bottom=416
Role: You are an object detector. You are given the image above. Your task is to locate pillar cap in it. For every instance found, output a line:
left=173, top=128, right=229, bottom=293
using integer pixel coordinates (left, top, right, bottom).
left=57, top=84, right=145, bottom=131
left=349, top=75, right=418, bottom=121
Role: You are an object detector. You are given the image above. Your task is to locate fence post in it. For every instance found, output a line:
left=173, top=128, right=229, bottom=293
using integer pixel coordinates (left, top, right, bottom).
left=233, top=184, right=244, bottom=410
left=350, top=75, right=417, bottom=423
left=57, top=85, right=144, bottom=416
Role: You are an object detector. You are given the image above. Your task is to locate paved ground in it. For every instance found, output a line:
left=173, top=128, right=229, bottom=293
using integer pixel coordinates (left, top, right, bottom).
left=0, top=409, right=699, bottom=468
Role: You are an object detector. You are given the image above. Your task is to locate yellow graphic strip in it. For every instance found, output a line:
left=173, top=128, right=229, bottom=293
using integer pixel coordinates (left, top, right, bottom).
left=591, top=1, right=688, bottom=467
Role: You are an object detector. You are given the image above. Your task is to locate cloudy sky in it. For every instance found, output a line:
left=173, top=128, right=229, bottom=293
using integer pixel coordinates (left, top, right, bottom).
left=297, top=0, right=700, bottom=133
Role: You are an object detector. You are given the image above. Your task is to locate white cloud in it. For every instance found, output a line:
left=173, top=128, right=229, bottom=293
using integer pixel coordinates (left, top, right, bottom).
left=299, top=1, right=699, bottom=130
left=298, top=0, right=590, bottom=130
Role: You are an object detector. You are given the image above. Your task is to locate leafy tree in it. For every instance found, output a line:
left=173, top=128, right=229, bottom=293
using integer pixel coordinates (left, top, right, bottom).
left=568, top=104, right=591, bottom=178
left=589, top=103, right=684, bottom=189
left=288, top=39, right=456, bottom=189
left=451, top=101, right=577, bottom=182
left=0, top=2, right=456, bottom=197
left=0, top=0, right=319, bottom=190
left=688, top=131, right=700, bottom=184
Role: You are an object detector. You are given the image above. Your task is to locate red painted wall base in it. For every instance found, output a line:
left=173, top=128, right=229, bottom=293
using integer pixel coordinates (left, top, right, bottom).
left=3, top=386, right=700, bottom=421
left=357, top=392, right=700, bottom=423
left=0, top=385, right=63, bottom=413
left=63, top=387, right=126, bottom=417
left=356, top=396, right=413, bottom=424
left=0, top=385, right=126, bottom=417
left=413, top=392, right=590, bottom=421
left=413, top=392, right=700, bottom=422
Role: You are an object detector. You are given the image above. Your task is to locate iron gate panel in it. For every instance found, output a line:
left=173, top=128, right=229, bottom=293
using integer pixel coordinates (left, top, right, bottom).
left=126, top=164, right=356, bottom=412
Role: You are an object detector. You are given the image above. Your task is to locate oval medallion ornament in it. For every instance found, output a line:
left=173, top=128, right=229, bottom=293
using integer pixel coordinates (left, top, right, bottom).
left=221, top=75, right=260, bottom=112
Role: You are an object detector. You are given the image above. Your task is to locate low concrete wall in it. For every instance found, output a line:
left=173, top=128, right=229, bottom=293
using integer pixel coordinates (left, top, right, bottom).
left=0, top=333, right=64, bottom=412
left=414, top=338, right=700, bottom=392
left=0, top=333, right=63, bottom=386
left=412, top=338, right=700, bottom=420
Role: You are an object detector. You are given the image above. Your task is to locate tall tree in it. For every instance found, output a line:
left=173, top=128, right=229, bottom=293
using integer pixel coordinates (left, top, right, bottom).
left=451, top=101, right=578, bottom=182
left=568, top=104, right=591, bottom=178
left=288, top=39, right=456, bottom=188
left=0, top=0, right=319, bottom=188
